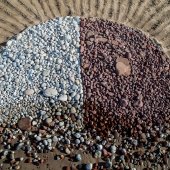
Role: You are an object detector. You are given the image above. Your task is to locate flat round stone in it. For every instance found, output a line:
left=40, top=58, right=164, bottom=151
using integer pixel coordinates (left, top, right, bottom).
left=58, top=95, right=67, bottom=101
left=25, top=89, right=34, bottom=96
left=44, top=88, right=58, bottom=97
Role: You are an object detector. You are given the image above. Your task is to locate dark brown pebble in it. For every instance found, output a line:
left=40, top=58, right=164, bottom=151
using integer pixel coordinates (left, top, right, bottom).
left=17, top=117, right=31, bottom=131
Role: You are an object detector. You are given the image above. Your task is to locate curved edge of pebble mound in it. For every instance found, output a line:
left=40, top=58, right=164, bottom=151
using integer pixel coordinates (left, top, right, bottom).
left=0, top=0, right=170, bottom=58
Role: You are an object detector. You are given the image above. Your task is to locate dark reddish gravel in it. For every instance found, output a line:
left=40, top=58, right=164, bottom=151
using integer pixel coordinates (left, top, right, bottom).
left=80, top=18, right=170, bottom=139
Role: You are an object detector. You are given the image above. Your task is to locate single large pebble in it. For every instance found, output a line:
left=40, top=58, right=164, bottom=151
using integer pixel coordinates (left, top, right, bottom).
left=44, top=88, right=58, bottom=97
left=94, top=150, right=102, bottom=158
left=58, top=95, right=67, bottom=101
left=25, top=89, right=34, bottom=96
left=75, top=154, right=82, bottom=161
left=17, top=33, right=22, bottom=40
left=74, top=133, right=81, bottom=138
left=85, top=163, right=93, bottom=170
left=110, top=145, right=117, bottom=153
left=65, top=148, right=71, bottom=154
left=97, top=144, right=103, bottom=151
left=43, top=70, right=50, bottom=76
left=45, top=117, right=52, bottom=125
left=57, top=59, right=62, bottom=64
left=71, top=107, right=76, bottom=113
left=36, top=136, right=41, bottom=141
left=53, top=136, right=58, bottom=142
left=116, top=57, right=131, bottom=76
left=18, top=117, right=31, bottom=131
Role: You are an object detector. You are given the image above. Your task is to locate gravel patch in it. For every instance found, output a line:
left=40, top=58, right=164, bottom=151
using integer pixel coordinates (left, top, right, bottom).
left=0, top=17, right=169, bottom=169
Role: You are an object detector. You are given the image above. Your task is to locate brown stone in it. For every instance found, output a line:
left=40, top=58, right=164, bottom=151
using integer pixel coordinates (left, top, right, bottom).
left=18, top=117, right=31, bottom=131
left=116, top=57, right=131, bottom=76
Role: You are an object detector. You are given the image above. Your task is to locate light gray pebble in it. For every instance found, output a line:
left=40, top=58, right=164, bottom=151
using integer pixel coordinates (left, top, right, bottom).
left=45, top=117, right=52, bottom=124
left=36, top=136, right=41, bottom=141
left=44, top=88, right=58, bottom=97
left=59, top=121, right=64, bottom=127
left=43, top=140, right=48, bottom=146
left=94, top=150, right=102, bottom=158
left=75, top=139, right=81, bottom=145
left=75, top=154, right=82, bottom=161
left=110, top=145, right=117, bottom=153
left=71, top=107, right=76, bottom=113
left=25, top=89, right=34, bottom=96
left=58, top=95, right=67, bottom=101
left=97, top=144, right=103, bottom=151
left=65, top=148, right=71, bottom=154
left=74, top=133, right=81, bottom=138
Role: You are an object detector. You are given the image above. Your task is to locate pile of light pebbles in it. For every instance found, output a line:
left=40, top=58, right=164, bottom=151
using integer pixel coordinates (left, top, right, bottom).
left=0, top=16, right=87, bottom=169
left=0, top=16, right=83, bottom=125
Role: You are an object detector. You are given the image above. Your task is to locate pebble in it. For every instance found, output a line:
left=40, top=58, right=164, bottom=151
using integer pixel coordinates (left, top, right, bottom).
left=25, top=89, right=34, bottom=96
left=17, top=117, right=31, bottom=131
left=110, top=145, right=117, bottom=153
left=44, top=88, right=58, bottom=97
left=97, top=144, right=103, bottom=151
left=52, top=136, right=58, bottom=142
left=105, top=158, right=112, bottom=169
left=85, top=163, right=93, bottom=170
left=58, top=95, right=67, bottom=101
left=75, top=154, right=82, bottom=161
left=116, top=57, right=131, bottom=76
left=74, top=133, right=81, bottom=138
left=65, top=148, right=71, bottom=154
left=45, top=117, right=52, bottom=125
left=36, top=136, right=41, bottom=141
left=94, top=150, right=102, bottom=158
left=71, top=107, right=76, bottom=113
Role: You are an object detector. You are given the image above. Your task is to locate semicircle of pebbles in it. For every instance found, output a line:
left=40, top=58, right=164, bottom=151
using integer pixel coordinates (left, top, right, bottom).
left=0, top=16, right=169, bottom=167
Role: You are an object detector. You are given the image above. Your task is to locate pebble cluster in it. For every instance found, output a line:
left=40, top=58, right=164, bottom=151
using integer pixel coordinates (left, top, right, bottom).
left=0, top=17, right=169, bottom=170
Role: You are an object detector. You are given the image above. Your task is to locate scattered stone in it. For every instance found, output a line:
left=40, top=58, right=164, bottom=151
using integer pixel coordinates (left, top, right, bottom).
left=85, top=163, right=93, bottom=170
left=25, top=89, right=34, bottom=96
left=58, top=95, right=67, bottom=101
left=75, top=154, right=82, bottom=161
left=65, top=148, right=71, bottom=154
left=44, top=88, right=58, bottom=97
left=18, top=118, right=31, bottom=131
left=45, top=117, right=52, bottom=125
left=116, top=57, right=131, bottom=76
